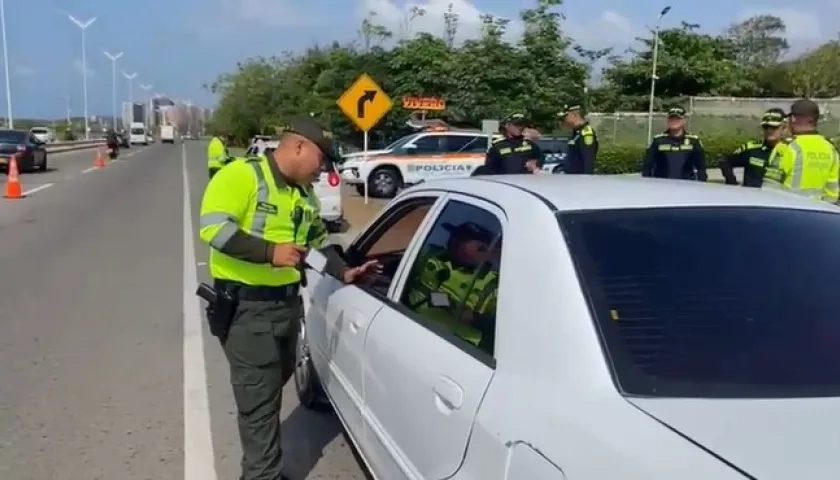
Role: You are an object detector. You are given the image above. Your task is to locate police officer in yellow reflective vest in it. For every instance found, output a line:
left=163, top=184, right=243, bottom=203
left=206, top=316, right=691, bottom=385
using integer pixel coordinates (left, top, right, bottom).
left=206, top=134, right=230, bottom=179
left=642, top=106, right=707, bottom=181
left=557, top=102, right=598, bottom=174
left=720, top=108, right=788, bottom=188
left=764, top=99, right=840, bottom=203
left=404, top=222, right=499, bottom=355
left=198, top=116, right=378, bottom=480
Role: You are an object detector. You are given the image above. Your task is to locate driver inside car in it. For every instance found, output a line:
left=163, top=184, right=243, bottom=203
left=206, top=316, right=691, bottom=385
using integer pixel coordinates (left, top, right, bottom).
left=404, top=222, right=500, bottom=355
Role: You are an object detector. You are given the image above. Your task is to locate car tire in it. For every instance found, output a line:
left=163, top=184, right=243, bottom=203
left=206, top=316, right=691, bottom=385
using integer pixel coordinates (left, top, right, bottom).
left=39, top=153, right=48, bottom=172
left=368, top=166, right=402, bottom=198
left=294, top=321, right=324, bottom=409
left=354, top=184, right=365, bottom=196
left=552, top=164, right=563, bottom=174
left=21, top=155, right=35, bottom=173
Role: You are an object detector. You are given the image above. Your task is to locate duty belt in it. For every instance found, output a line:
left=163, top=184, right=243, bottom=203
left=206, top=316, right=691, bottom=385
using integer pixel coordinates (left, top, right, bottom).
left=214, top=280, right=300, bottom=301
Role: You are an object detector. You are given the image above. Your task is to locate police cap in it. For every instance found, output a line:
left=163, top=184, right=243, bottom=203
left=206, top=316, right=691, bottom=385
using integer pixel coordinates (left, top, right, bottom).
left=667, top=106, right=687, bottom=118
left=280, top=116, right=338, bottom=163
left=761, top=108, right=786, bottom=127
left=442, top=222, right=495, bottom=244
left=556, top=103, right=582, bottom=119
left=501, top=113, right=529, bottom=126
left=789, top=99, right=820, bottom=119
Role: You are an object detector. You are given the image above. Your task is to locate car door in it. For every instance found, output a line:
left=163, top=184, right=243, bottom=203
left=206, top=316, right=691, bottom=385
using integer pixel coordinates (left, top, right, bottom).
left=362, top=195, right=503, bottom=480
left=303, top=193, right=445, bottom=441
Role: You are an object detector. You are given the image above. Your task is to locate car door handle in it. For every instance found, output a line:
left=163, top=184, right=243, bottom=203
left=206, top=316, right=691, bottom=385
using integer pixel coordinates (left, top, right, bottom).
left=344, top=310, right=366, bottom=333
left=432, top=376, right=464, bottom=411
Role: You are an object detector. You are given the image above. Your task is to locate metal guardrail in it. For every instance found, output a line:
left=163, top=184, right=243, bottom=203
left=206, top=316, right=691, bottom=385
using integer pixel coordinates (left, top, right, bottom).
left=44, top=140, right=106, bottom=153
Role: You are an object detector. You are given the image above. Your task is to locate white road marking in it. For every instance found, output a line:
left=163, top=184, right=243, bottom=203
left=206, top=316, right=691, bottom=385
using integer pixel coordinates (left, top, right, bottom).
left=196, top=261, right=207, bottom=266
left=182, top=142, right=219, bottom=480
left=82, top=166, right=100, bottom=174
left=22, top=183, right=54, bottom=196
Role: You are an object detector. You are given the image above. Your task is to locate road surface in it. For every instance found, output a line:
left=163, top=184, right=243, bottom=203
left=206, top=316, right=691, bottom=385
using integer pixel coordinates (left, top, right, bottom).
left=0, top=143, right=368, bottom=480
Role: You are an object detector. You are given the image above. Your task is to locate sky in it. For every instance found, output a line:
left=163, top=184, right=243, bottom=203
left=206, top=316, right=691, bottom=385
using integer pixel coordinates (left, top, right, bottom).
left=4, top=0, right=839, bottom=119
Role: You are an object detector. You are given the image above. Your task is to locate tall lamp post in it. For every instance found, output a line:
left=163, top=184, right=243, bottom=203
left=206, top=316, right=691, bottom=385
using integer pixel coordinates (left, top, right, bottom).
left=122, top=71, right=137, bottom=106
left=646, top=5, right=671, bottom=145
left=67, top=14, right=97, bottom=140
left=1, top=0, right=13, bottom=128
left=103, top=51, right=123, bottom=129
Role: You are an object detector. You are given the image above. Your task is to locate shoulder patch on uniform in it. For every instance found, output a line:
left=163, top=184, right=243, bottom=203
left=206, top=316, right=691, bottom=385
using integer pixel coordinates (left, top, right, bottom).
left=745, top=140, right=762, bottom=149
left=653, top=133, right=666, bottom=138
left=583, top=135, right=594, bottom=145
left=581, top=125, right=594, bottom=135
left=685, top=134, right=699, bottom=139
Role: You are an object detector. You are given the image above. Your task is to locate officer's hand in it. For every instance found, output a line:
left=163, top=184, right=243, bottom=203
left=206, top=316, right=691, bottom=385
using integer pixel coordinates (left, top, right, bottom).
left=341, top=260, right=382, bottom=284
left=271, top=243, right=307, bottom=267
left=525, top=160, right=539, bottom=173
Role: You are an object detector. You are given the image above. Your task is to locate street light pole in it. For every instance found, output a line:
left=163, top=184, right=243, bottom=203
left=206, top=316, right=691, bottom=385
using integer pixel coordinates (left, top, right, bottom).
left=122, top=71, right=137, bottom=109
left=103, top=51, right=123, bottom=129
left=68, top=14, right=96, bottom=140
left=646, top=5, right=671, bottom=145
left=1, top=0, right=13, bottom=128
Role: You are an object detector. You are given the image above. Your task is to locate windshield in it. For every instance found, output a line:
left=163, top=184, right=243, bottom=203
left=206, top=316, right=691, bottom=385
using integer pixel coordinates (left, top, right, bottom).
left=384, top=133, right=420, bottom=151
left=30, top=128, right=48, bottom=134
left=561, top=206, right=840, bottom=398
left=0, top=130, right=28, bottom=143
left=130, top=128, right=145, bottom=135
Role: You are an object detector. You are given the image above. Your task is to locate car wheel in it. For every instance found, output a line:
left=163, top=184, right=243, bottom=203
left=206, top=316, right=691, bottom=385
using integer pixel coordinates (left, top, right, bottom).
left=21, top=155, right=35, bottom=173
left=368, top=166, right=402, bottom=198
left=552, top=164, right=563, bottom=174
left=354, top=184, right=365, bottom=196
left=294, top=321, right=324, bottom=409
left=39, top=153, right=47, bottom=172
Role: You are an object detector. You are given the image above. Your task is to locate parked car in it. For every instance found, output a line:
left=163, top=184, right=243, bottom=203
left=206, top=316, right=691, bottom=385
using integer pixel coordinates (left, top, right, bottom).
left=28, top=126, right=54, bottom=144
left=536, top=135, right=568, bottom=173
left=297, top=174, right=840, bottom=480
left=0, top=129, right=48, bottom=172
left=245, top=140, right=343, bottom=230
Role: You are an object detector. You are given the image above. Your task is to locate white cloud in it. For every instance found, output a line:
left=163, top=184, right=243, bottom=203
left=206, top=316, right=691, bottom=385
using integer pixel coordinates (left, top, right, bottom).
left=12, top=65, right=35, bottom=77
left=73, top=59, right=94, bottom=78
left=567, top=10, right=641, bottom=50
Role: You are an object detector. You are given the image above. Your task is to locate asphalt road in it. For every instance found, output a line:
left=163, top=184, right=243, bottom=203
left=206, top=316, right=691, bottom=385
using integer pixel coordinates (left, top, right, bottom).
left=0, top=142, right=367, bottom=480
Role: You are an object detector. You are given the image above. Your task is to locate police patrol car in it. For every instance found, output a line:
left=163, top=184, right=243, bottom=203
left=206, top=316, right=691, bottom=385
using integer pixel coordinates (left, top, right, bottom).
left=339, top=130, right=500, bottom=198
left=245, top=139, right=344, bottom=229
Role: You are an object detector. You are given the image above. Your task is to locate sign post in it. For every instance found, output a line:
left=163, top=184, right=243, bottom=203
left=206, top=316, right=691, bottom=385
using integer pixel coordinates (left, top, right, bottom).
left=337, top=73, right=393, bottom=204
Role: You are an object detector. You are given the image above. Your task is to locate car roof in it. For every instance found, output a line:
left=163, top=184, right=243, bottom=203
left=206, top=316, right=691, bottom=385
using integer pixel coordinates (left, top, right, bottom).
left=414, top=175, right=840, bottom=213
left=29, top=127, right=49, bottom=131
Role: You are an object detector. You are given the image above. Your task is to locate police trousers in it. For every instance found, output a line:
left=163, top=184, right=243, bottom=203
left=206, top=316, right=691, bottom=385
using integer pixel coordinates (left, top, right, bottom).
left=223, top=297, right=302, bottom=480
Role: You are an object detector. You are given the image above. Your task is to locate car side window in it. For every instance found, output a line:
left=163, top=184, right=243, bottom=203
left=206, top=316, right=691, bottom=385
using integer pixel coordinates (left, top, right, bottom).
left=411, top=135, right=445, bottom=153
left=350, top=197, right=437, bottom=296
left=398, top=200, right=502, bottom=358
left=445, top=135, right=477, bottom=153
left=460, top=136, right=488, bottom=153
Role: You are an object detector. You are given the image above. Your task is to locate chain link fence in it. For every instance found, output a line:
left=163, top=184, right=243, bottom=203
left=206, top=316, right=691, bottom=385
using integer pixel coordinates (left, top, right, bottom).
left=590, top=96, right=840, bottom=146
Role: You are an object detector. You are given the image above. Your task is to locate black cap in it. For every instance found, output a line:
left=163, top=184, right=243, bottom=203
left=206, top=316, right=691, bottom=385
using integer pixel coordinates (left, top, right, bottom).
left=280, top=116, right=338, bottom=163
left=667, top=106, right=687, bottom=118
left=761, top=108, right=786, bottom=127
left=556, top=103, right=582, bottom=119
left=501, top=113, right=528, bottom=126
left=442, top=222, right=495, bottom=244
left=789, top=99, right=820, bottom=119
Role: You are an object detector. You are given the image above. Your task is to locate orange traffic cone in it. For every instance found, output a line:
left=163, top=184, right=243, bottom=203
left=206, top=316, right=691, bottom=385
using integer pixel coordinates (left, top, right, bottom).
left=4, top=154, right=23, bottom=199
left=94, top=149, right=106, bottom=168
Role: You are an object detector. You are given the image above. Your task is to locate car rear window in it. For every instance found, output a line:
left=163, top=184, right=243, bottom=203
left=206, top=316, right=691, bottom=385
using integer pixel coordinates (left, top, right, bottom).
left=0, top=130, right=28, bottom=143
left=130, top=128, right=144, bottom=135
left=560, top=207, right=840, bottom=398
left=30, top=128, right=48, bottom=134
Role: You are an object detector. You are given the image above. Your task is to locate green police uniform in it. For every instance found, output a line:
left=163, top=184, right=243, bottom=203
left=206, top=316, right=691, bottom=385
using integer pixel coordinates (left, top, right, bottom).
left=642, top=107, right=707, bottom=181
left=198, top=117, right=333, bottom=480
left=720, top=109, right=787, bottom=188
left=207, top=136, right=229, bottom=178
left=404, top=222, right=499, bottom=355
left=557, top=103, right=599, bottom=174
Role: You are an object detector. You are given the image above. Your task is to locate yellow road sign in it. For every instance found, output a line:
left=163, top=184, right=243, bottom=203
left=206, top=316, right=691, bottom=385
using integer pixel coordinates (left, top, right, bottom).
left=336, top=74, right=393, bottom=132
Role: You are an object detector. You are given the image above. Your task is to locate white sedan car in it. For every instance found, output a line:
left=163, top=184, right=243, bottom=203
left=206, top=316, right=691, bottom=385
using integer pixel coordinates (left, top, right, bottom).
left=297, top=174, right=840, bottom=480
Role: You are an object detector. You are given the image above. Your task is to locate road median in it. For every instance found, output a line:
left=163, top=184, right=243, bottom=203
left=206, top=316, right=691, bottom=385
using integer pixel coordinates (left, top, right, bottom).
left=45, top=140, right=108, bottom=154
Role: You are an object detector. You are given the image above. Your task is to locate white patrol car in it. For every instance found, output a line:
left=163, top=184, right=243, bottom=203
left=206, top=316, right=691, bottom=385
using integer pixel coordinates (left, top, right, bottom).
left=245, top=140, right=343, bottom=229
left=339, top=130, right=501, bottom=198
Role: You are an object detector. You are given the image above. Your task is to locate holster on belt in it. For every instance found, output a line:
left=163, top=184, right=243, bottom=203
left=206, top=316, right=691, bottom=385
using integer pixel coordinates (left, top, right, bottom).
left=196, top=281, right=240, bottom=341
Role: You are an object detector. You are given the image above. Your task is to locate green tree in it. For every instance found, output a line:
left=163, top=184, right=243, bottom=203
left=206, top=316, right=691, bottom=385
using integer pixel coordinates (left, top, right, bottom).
left=725, top=15, right=789, bottom=67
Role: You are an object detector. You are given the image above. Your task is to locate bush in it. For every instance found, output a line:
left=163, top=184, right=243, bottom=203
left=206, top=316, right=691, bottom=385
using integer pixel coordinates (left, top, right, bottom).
left=595, top=133, right=746, bottom=174
left=60, top=129, right=76, bottom=142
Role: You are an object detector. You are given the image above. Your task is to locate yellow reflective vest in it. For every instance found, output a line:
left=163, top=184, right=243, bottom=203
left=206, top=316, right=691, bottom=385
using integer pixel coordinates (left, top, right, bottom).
left=207, top=136, right=228, bottom=170
left=764, top=133, right=839, bottom=203
left=405, top=253, right=498, bottom=346
left=198, top=155, right=328, bottom=286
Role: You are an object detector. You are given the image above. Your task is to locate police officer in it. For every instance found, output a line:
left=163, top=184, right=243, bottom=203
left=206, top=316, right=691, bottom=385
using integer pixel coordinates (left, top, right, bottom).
left=642, top=106, right=707, bottom=181
left=198, top=116, right=379, bottom=480
left=764, top=99, right=839, bottom=203
left=206, top=133, right=231, bottom=179
left=479, top=113, right=542, bottom=175
left=720, top=108, right=787, bottom=187
left=557, top=102, right=598, bottom=174
left=404, top=221, right=499, bottom=354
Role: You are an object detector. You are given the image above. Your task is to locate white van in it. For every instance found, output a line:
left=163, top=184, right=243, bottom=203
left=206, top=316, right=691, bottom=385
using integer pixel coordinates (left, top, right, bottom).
left=129, top=122, right=148, bottom=145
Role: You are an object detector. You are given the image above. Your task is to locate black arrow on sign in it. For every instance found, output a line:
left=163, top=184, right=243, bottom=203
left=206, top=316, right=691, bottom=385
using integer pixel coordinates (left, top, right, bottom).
left=356, top=90, right=377, bottom=118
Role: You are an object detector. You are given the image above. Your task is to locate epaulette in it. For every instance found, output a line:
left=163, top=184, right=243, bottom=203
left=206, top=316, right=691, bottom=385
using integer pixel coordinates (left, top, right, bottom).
left=685, top=134, right=699, bottom=139
left=744, top=140, right=763, bottom=149
left=491, top=137, right=505, bottom=144
left=581, top=125, right=595, bottom=135
left=653, top=133, right=667, bottom=138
